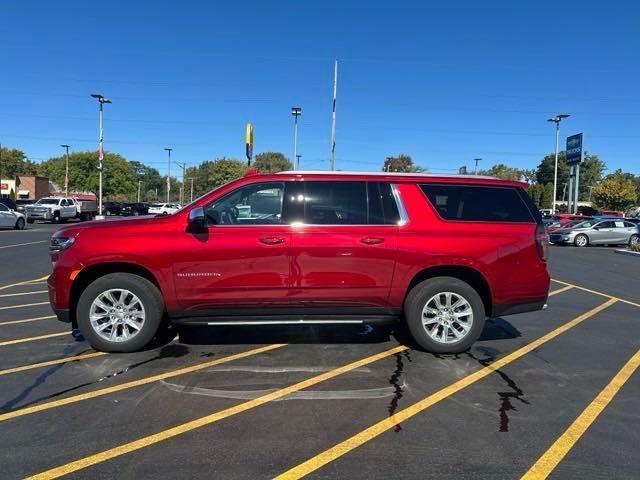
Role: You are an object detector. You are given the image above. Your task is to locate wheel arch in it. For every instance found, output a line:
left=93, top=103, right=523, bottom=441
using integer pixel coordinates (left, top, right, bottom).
left=404, top=265, right=493, bottom=316
left=69, top=262, right=162, bottom=328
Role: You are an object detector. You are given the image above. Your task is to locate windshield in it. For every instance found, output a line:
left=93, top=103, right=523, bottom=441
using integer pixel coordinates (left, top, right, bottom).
left=35, top=198, right=59, bottom=205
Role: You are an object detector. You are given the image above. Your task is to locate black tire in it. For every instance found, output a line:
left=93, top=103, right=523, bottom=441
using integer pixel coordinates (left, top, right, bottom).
left=76, top=273, right=165, bottom=353
left=26, top=218, right=35, bottom=224
left=52, top=212, right=60, bottom=224
left=630, top=234, right=640, bottom=247
left=404, top=276, right=486, bottom=353
left=14, top=218, right=25, bottom=230
left=574, top=234, right=589, bottom=247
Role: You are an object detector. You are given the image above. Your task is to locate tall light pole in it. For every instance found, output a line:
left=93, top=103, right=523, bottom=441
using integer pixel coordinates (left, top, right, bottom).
left=291, top=107, right=302, bottom=170
left=61, top=144, right=70, bottom=197
left=190, top=178, right=194, bottom=202
left=175, top=162, right=186, bottom=205
left=137, top=180, right=142, bottom=202
left=473, top=158, right=482, bottom=174
left=329, top=60, right=338, bottom=171
left=296, top=154, right=302, bottom=170
left=547, top=114, right=570, bottom=214
left=164, top=148, right=172, bottom=203
left=91, top=94, right=111, bottom=218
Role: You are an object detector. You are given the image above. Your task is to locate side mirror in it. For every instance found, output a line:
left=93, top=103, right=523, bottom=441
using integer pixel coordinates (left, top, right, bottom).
left=188, top=207, right=206, bottom=229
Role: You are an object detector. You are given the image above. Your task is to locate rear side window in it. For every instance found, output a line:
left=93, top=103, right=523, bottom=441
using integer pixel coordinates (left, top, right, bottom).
left=367, top=182, right=400, bottom=225
left=420, top=184, right=534, bottom=223
left=303, top=181, right=368, bottom=225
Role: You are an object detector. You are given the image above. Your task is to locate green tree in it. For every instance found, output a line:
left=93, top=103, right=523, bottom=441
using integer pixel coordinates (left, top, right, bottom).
left=592, top=174, right=637, bottom=211
left=535, top=152, right=568, bottom=198
left=382, top=154, right=424, bottom=173
left=578, top=154, right=606, bottom=201
left=477, top=163, right=523, bottom=181
left=540, top=183, right=554, bottom=209
left=253, top=152, right=292, bottom=173
left=0, top=146, right=39, bottom=178
left=38, top=151, right=137, bottom=199
left=526, top=183, right=544, bottom=208
left=129, top=160, right=164, bottom=200
left=188, top=158, right=246, bottom=197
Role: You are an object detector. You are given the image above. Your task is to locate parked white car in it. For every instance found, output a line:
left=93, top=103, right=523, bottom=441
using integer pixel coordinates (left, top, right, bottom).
left=147, top=203, right=181, bottom=215
left=0, top=202, right=26, bottom=230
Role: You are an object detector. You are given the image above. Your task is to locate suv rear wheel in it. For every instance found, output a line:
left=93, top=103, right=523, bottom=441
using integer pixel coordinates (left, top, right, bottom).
left=404, top=276, right=486, bottom=353
left=76, top=273, right=165, bottom=352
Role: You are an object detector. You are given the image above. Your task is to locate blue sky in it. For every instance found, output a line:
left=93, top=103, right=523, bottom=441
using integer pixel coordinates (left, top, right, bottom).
left=1, top=1, right=639, bottom=177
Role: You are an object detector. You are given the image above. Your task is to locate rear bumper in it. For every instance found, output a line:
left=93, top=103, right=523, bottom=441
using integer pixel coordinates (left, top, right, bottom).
left=53, top=308, right=71, bottom=323
left=492, top=298, right=547, bottom=317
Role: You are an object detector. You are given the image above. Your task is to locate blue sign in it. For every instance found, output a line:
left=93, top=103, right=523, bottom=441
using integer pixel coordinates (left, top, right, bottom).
left=566, top=133, right=583, bottom=165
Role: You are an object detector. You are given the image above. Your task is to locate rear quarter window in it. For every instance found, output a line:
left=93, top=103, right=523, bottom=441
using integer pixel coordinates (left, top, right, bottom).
left=420, top=184, right=535, bottom=223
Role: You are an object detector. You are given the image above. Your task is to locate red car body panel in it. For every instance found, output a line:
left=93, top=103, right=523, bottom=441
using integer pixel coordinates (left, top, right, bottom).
left=48, top=172, right=549, bottom=324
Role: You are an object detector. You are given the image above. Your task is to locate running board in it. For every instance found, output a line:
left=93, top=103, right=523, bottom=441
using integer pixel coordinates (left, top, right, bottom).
left=171, top=314, right=398, bottom=326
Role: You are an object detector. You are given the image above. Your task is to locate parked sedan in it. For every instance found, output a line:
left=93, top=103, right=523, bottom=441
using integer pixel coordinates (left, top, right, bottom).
left=549, top=219, right=640, bottom=247
left=120, top=202, right=150, bottom=216
left=0, top=202, right=26, bottom=229
left=147, top=203, right=181, bottom=215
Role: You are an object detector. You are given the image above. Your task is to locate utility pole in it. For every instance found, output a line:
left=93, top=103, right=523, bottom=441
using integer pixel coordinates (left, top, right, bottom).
left=175, top=162, right=186, bottom=205
left=291, top=107, right=302, bottom=170
left=61, top=144, right=70, bottom=197
left=0, top=142, right=3, bottom=196
left=473, top=158, right=482, bottom=174
left=155, top=187, right=158, bottom=201
left=190, top=178, right=194, bottom=202
left=164, top=148, right=172, bottom=203
left=329, top=59, right=338, bottom=171
left=547, top=114, right=570, bottom=214
left=296, top=154, right=302, bottom=170
left=91, top=94, right=111, bottom=218
left=137, top=180, right=142, bottom=202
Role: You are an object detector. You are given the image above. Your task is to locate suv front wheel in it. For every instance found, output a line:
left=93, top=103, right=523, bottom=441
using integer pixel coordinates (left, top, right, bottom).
left=404, top=277, right=486, bottom=353
left=77, top=273, right=165, bottom=352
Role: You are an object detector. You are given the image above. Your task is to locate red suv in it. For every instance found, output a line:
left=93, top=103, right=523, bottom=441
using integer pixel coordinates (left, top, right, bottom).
left=48, top=172, right=550, bottom=353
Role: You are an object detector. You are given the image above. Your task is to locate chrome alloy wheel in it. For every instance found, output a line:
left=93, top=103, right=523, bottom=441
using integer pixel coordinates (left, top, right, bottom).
left=421, top=291, right=474, bottom=344
left=89, top=289, right=146, bottom=342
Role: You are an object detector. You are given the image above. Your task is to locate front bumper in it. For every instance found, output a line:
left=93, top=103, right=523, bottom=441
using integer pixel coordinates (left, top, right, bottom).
left=549, top=233, right=574, bottom=244
left=27, top=210, right=53, bottom=220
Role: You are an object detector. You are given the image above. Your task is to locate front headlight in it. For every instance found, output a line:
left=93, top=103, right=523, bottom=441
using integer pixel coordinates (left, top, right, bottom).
left=50, top=237, right=75, bottom=252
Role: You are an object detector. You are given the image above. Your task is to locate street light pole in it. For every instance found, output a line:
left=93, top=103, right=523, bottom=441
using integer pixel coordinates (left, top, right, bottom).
left=61, top=144, right=70, bottom=197
left=91, top=94, right=111, bottom=218
left=291, top=107, right=301, bottom=171
left=190, top=178, right=194, bottom=202
left=164, top=148, right=172, bottom=203
left=296, top=154, right=302, bottom=170
left=175, top=162, right=186, bottom=205
left=137, top=180, right=142, bottom=203
left=547, top=114, right=570, bottom=214
left=473, top=158, right=482, bottom=175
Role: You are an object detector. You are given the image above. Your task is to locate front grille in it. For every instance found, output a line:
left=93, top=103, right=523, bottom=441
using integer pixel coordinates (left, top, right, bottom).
left=549, top=234, right=562, bottom=242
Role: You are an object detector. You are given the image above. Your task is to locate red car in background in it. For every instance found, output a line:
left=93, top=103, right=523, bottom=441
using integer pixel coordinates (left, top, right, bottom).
left=48, top=171, right=550, bottom=354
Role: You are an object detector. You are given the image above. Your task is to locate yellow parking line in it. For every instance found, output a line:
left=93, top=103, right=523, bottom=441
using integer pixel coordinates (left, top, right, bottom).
left=0, top=332, right=68, bottom=347
left=0, top=301, right=49, bottom=311
left=0, top=290, right=48, bottom=298
left=0, top=275, right=48, bottom=291
left=552, top=278, right=640, bottom=309
left=0, top=351, right=107, bottom=376
left=0, top=315, right=56, bottom=326
left=521, top=347, right=640, bottom=479
left=26, top=344, right=406, bottom=480
left=274, top=298, right=617, bottom=480
left=548, top=285, right=573, bottom=296
left=0, top=343, right=285, bottom=423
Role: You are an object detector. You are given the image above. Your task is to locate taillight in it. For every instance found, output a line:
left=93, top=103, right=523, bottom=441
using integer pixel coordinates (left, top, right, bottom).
left=535, top=224, right=548, bottom=261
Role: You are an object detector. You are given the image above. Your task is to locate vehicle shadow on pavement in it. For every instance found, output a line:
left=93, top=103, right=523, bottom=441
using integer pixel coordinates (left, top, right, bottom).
left=479, top=317, right=522, bottom=341
left=177, top=324, right=393, bottom=345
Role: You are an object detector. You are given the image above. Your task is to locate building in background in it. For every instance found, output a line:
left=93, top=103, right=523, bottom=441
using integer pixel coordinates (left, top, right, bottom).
left=1, top=176, right=51, bottom=200
left=0, top=179, right=17, bottom=199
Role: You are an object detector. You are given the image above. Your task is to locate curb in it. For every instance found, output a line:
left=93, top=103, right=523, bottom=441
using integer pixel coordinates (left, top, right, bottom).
left=615, top=249, right=640, bottom=258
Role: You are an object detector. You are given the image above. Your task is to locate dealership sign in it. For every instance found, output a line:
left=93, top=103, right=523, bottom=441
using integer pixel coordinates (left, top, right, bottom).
left=566, top=133, right=583, bottom=165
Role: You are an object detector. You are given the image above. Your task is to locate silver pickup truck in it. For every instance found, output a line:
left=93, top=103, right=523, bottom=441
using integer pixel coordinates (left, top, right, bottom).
left=25, top=197, right=98, bottom=224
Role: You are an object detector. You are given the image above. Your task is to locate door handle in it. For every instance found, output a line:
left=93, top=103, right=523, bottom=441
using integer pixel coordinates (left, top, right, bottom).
left=259, top=237, right=285, bottom=245
left=360, top=237, right=384, bottom=245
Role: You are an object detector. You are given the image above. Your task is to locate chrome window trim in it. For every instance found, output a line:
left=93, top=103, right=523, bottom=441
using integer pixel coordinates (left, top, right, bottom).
left=391, top=183, right=409, bottom=226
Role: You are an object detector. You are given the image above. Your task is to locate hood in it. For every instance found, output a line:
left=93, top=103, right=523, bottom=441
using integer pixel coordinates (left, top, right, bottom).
left=53, top=215, right=171, bottom=238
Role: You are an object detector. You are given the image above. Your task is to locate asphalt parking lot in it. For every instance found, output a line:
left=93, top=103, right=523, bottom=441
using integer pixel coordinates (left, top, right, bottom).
left=0, top=223, right=639, bottom=479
